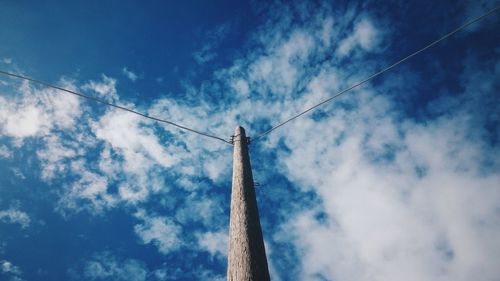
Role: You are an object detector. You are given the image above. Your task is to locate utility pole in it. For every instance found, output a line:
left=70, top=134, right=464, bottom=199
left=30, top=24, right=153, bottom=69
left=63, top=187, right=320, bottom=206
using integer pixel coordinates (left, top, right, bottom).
left=227, top=126, right=270, bottom=281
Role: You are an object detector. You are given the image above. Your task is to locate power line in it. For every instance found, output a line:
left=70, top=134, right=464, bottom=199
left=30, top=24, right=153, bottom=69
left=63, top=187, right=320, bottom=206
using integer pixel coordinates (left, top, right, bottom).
left=252, top=5, right=500, bottom=141
left=0, top=70, right=233, bottom=145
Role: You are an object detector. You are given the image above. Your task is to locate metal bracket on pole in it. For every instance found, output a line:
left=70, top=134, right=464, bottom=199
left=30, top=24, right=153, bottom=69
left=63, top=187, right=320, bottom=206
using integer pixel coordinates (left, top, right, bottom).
left=229, top=134, right=251, bottom=145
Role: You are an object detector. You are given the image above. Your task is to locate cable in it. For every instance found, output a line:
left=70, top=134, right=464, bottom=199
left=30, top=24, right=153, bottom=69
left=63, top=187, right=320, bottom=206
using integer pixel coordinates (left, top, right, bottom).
left=252, top=5, right=500, bottom=141
left=0, top=70, right=233, bottom=145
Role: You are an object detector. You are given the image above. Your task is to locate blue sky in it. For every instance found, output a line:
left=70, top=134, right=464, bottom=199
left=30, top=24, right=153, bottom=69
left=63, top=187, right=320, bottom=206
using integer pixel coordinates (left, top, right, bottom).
left=0, top=1, right=499, bottom=280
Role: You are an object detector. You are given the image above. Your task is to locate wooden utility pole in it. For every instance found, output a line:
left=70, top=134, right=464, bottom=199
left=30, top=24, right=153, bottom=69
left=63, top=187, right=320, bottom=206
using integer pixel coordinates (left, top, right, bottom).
left=227, top=126, right=270, bottom=281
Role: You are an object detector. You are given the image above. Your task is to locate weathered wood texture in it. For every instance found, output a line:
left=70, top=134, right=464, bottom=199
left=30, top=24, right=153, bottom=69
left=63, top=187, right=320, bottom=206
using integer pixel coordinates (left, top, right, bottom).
left=227, top=126, right=270, bottom=281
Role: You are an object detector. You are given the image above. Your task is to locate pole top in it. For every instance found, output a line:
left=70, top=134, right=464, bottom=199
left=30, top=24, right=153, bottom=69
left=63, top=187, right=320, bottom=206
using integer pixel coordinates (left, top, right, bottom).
left=232, top=126, right=251, bottom=145
left=234, top=126, right=246, bottom=136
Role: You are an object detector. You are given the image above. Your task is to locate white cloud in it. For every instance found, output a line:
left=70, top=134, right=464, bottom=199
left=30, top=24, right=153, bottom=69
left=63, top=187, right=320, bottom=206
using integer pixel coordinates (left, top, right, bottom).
left=204, top=152, right=231, bottom=182
left=1, top=65, right=229, bottom=217
left=2, top=105, right=42, bottom=138
left=97, top=145, right=121, bottom=179
left=248, top=30, right=314, bottom=97
left=9, top=168, right=25, bottom=179
left=0, top=145, right=11, bottom=158
left=193, top=45, right=218, bottom=65
left=0, top=80, right=81, bottom=141
left=0, top=208, right=30, bottom=228
left=189, top=4, right=500, bottom=280
left=118, top=183, right=150, bottom=203
left=175, top=193, right=225, bottom=228
left=72, top=251, right=191, bottom=281
left=197, top=231, right=228, bottom=257
left=58, top=162, right=116, bottom=215
left=271, top=65, right=500, bottom=281
left=461, top=0, right=498, bottom=33
left=91, top=109, right=183, bottom=204
left=122, top=67, right=138, bottom=82
left=0, top=260, right=24, bottom=281
left=80, top=252, right=147, bottom=281
left=37, top=135, right=79, bottom=180
left=152, top=268, right=168, bottom=280
left=320, top=17, right=334, bottom=47
left=193, top=269, right=225, bottom=281
left=192, top=23, right=231, bottom=65
left=134, top=210, right=181, bottom=254
left=82, top=74, right=118, bottom=102
left=1, top=260, right=21, bottom=275
left=93, top=110, right=179, bottom=172
left=231, top=79, right=250, bottom=97
left=337, top=17, right=379, bottom=57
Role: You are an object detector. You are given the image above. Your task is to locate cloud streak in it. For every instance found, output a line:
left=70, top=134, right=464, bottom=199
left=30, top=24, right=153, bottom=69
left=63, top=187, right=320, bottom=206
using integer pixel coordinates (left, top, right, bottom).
left=0, top=208, right=30, bottom=229
left=122, top=67, right=138, bottom=82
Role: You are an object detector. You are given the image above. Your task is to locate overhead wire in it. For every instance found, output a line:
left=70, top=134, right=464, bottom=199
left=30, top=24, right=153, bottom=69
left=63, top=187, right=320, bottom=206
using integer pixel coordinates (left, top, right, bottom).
left=1, top=6, right=498, bottom=145
left=252, top=5, right=500, bottom=141
left=0, top=70, right=233, bottom=145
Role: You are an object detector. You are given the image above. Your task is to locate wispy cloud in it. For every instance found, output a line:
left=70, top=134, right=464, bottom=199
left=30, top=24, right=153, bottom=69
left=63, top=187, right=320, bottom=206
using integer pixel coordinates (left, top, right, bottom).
left=134, top=209, right=181, bottom=254
left=0, top=80, right=81, bottom=141
left=193, top=23, right=231, bottom=65
left=0, top=208, right=30, bottom=229
left=336, top=17, right=380, bottom=57
left=197, top=230, right=228, bottom=258
left=0, top=260, right=24, bottom=281
left=82, top=74, right=119, bottom=102
left=0, top=145, right=11, bottom=158
left=122, top=67, right=138, bottom=82
left=70, top=251, right=147, bottom=281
